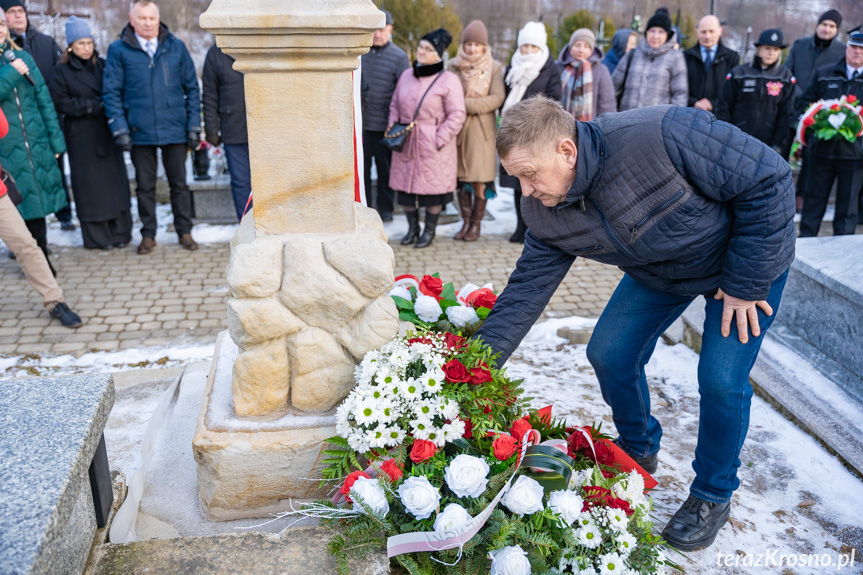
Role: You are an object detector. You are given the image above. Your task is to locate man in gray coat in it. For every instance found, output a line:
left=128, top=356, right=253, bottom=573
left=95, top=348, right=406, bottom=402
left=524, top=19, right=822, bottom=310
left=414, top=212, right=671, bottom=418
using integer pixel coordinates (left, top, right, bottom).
left=360, top=10, right=409, bottom=222
left=476, top=97, right=795, bottom=552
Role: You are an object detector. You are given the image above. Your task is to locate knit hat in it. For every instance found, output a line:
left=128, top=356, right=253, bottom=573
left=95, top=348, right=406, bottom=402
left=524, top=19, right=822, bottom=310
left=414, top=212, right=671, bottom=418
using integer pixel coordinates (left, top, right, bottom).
left=818, top=9, right=842, bottom=28
left=462, top=20, right=488, bottom=46
left=65, top=16, right=93, bottom=46
left=517, top=21, right=547, bottom=48
left=645, top=9, right=673, bottom=39
left=569, top=28, right=596, bottom=51
left=754, top=28, right=787, bottom=49
left=421, top=28, right=452, bottom=57
left=0, top=0, right=25, bottom=11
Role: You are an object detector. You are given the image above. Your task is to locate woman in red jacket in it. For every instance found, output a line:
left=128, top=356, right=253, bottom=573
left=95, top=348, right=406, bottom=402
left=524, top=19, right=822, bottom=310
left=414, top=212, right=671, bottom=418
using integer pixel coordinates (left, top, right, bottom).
left=0, top=105, right=82, bottom=327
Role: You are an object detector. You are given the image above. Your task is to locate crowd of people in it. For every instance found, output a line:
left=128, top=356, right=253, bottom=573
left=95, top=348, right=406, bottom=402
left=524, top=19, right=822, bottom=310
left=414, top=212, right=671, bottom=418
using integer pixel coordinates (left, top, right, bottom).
left=362, top=7, right=863, bottom=248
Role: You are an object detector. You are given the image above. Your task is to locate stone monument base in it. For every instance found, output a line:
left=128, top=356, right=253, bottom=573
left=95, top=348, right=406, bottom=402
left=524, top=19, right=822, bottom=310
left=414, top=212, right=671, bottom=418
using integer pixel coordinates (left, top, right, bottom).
left=193, top=333, right=337, bottom=520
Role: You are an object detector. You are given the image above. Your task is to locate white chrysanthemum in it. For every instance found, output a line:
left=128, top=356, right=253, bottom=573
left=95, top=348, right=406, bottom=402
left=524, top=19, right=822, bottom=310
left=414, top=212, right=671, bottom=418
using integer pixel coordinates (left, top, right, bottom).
left=353, top=398, right=379, bottom=426
left=604, top=507, right=629, bottom=534
left=445, top=304, right=479, bottom=327
left=420, top=368, right=445, bottom=393
left=575, top=521, right=602, bottom=549
left=399, top=378, right=423, bottom=401
left=414, top=294, right=443, bottom=322
left=579, top=568, right=598, bottom=575
left=568, top=469, right=593, bottom=489
left=615, top=531, right=637, bottom=556
left=410, top=417, right=434, bottom=440
left=442, top=418, right=466, bottom=442
left=414, top=401, right=436, bottom=420
left=574, top=511, right=594, bottom=529
left=440, top=398, right=460, bottom=420
left=613, top=471, right=648, bottom=509
left=598, top=552, right=625, bottom=575
left=381, top=426, right=406, bottom=447
left=366, top=426, right=388, bottom=449
left=426, top=427, right=446, bottom=447
left=375, top=398, right=397, bottom=423
left=388, top=284, right=412, bottom=301
left=346, top=432, right=370, bottom=454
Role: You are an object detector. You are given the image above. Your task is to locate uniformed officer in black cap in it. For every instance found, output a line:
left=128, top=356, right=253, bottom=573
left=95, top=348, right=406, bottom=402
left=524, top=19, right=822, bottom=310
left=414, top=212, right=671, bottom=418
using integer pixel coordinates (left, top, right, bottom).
left=716, top=29, right=796, bottom=154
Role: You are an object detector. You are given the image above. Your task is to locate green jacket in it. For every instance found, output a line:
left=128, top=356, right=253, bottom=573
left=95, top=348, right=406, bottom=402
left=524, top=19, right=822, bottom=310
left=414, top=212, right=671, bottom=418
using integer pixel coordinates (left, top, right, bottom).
left=0, top=48, right=66, bottom=220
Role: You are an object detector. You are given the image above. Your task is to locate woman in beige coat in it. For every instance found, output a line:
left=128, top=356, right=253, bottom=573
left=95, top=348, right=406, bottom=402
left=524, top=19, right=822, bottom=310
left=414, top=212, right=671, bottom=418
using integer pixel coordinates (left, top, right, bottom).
left=449, top=20, right=505, bottom=241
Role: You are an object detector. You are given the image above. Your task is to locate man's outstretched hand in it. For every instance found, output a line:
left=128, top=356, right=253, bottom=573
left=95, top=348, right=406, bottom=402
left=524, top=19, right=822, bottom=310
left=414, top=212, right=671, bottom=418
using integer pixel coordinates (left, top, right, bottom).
left=714, top=288, right=773, bottom=344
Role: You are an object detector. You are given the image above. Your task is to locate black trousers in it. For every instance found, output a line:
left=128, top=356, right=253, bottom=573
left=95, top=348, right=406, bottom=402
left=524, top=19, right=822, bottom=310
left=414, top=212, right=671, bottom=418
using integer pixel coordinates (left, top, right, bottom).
left=130, top=144, right=192, bottom=237
left=800, top=156, right=863, bottom=237
left=24, top=217, right=55, bottom=276
left=362, top=130, right=394, bottom=217
left=54, top=154, right=73, bottom=223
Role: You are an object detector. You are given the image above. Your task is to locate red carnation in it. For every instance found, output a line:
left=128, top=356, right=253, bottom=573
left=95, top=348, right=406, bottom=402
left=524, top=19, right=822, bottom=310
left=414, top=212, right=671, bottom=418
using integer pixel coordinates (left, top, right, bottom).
left=463, top=419, right=473, bottom=439
left=848, top=94, right=858, bottom=104
left=803, top=117, right=815, bottom=127
left=608, top=497, right=635, bottom=516
left=443, top=358, right=471, bottom=383
left=511, top=418, right=532, bottom=442
left=468, top=364, right=493, bottom=385
left=379, top=459, right=404, bottom=482
left=444, top=332, right=466, bottom=349
left=592, top=441, right=616, bottom=467
left=409, top=439, right=437, bottom=463
left=339, top=470, right=371, bottom=502
left=471, top=288, right=497, bottom=310
left=418, top=275, right=443, bottom=300
left=492, top=433, right=518, bottom=460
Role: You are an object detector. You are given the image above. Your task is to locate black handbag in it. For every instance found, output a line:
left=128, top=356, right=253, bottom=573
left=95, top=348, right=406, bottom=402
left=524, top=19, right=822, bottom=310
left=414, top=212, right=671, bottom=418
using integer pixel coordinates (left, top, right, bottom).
left=615, top=50, right=634, bottom=109
left=2, top=168, right=22, bottom=206
left=382, top=72, right=443, bottom=152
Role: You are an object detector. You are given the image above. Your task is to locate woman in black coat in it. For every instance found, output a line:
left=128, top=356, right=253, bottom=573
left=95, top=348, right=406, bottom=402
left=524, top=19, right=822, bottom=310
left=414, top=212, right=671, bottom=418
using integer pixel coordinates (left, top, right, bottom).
left=49, top=17, right=131, bottom=249
left=500, top=21, right=562, bottom=243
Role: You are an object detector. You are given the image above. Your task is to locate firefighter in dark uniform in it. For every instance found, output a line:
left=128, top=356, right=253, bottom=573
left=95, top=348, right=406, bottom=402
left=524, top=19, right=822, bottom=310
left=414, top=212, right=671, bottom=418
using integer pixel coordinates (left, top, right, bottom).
left=796, top=32, right=863, bottom=237
left=716, top=29, right=796, bottom=154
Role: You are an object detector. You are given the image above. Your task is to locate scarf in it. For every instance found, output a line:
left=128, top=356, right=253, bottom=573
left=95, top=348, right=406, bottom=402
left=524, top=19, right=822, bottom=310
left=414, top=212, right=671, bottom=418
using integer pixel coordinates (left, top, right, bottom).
left=413, top=59, right=444, bottom=78
left=560, top=59, right=593, bottom=121
left=449, top=44, right=493, bottom=99
left=502, top=45, right=549, bottom=114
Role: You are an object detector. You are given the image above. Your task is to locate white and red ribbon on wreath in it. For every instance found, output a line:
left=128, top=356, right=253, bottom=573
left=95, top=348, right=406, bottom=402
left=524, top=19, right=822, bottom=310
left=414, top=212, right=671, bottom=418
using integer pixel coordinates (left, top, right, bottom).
left=796, top=96, right=863, bottom=145
left=393, top=274, right=494, bottom=305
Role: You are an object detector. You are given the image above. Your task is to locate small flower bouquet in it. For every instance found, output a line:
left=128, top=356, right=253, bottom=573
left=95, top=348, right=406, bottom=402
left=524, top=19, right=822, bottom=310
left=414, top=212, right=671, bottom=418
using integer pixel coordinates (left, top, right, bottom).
left=308, top=322, right=675, bottom=573
left=388, top=274, right=497, bottom=336
left=797, top=94, right=863, bottom=144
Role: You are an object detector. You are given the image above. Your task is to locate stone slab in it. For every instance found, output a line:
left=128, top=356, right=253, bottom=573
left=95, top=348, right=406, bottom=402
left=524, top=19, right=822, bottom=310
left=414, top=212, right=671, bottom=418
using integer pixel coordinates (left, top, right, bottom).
left=90, top=528, right=389, bottom=575
left=191, top=175, right=239, bottom=225
left=677, top=299, right=863, bottom=477
left=776, top=235, right=863, bottom=387
left=193, top=333, right=337, bottom=520
left=0, top=374, right=114, bottom=575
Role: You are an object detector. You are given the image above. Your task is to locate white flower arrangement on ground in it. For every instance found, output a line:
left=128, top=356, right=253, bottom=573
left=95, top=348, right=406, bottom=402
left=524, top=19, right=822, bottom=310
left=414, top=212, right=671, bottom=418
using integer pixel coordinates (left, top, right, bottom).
left=335, top=334, right=465, bottom=454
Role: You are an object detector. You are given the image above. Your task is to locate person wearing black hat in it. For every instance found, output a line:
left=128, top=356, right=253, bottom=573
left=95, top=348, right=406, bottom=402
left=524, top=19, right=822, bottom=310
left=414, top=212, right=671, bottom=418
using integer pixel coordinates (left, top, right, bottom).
left=360, top=10, right=409, bottom=223
left=784, top=9, right=846, bottom=212
left=716, top=29, right=796, bottom=154
left=388, top=28, right=465, bottom=249
left=795, top=31, right=863, bottom=236
left=611, top=8, right=688, bottom=110
left=684, top=15, right=739, bottom=113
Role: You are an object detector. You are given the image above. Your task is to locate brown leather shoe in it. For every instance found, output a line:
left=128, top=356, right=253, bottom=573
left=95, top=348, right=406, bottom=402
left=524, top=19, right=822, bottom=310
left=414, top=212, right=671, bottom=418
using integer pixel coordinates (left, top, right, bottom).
left=179, top=233, right=199, bottom=251
left=137, top=237, right=156, bottom=255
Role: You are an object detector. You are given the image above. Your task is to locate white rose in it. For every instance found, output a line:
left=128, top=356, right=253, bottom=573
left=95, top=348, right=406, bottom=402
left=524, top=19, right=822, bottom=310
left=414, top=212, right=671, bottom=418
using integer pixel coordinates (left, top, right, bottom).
left=445, top=304, right=480, bottom=327
left=389, top=284, right=413, bottom=301
left=414, top=294, right=443, bottom=323
left=489, top=545, right=531, bottom=575
left=433, top=503, right=472, bottom=532
left=349, top=477, right=389, bottom=518
left=502, top=475, right=545, bottom=516
left=397, top=476, right=441, bottom=520
left=547, top=489, right=584, bottom=526
left=444, top=454, right=490, bottom=498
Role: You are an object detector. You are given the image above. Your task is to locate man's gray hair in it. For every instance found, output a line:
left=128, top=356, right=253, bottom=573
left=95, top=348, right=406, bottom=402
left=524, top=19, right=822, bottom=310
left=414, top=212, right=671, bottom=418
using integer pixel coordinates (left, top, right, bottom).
left=130, top=0, right=158, bottom=12
left=496, top=96, right=577, bottom=160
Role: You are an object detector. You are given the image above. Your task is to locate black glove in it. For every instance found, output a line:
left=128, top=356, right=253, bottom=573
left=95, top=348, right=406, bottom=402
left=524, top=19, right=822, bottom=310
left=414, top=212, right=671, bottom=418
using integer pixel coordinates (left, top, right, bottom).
left=187, top=131, right=201, bottom=151
left=205, top=132, right=221, bottom=147
left=114, top=133, right=132, bottom=152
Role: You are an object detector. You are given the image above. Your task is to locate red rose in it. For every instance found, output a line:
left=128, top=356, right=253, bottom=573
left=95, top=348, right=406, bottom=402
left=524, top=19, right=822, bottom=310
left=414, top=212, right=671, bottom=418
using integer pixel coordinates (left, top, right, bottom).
left=339, top=470, right=371, bottom=502
left=470, top=288, right=497, bottom=310
left=608, top=497, right=635, bottom=516
left=511, top=418, right=532, bottom=442
left=592, top=441, right=616, bottom=467
left=443, top=359, right=471, bottom=383
left=848, top=94, right=858, bottom=104
left=379, top=459, right=404, bottom=482
left=803, top=117, right=815, bottom=127
left=492, top=433, right=518, bottom=460
left=831, top=103, right=841, bottom=111
left=444, top=332, right=466, bottom=349
left=567, top=430, right=592, bottom=458
left=410, top=439, right=437, bottom=463
left=468, top=364, right=493, bottom=385
left=463, top=419, right=473, bottom=439
left=418, top=275, right=443, bottom=300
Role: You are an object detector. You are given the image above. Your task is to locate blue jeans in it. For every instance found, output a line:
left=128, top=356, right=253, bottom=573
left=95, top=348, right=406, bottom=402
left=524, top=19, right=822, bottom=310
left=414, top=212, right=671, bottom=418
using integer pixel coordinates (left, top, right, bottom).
left=224, top=143, right=251, bottom=221
left=586, top=271, right=788, bottom=503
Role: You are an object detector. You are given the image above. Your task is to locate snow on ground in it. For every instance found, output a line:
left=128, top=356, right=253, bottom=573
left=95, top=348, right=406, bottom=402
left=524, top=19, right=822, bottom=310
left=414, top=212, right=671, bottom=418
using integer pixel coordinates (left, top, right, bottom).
left=105, top=316, right=863, bottom=573
left=0, top=342, right=215, bottom=379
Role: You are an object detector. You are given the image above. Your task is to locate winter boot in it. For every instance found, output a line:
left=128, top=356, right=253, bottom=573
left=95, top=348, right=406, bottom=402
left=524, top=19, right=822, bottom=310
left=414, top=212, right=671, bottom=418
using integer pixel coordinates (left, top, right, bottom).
left=463, top=197, right=487, bottom=241
left=415, top=211, right=440, bottom=249
left=400, top=210, right=421, bottom=245
left=454, top=190, right=473, bottom=240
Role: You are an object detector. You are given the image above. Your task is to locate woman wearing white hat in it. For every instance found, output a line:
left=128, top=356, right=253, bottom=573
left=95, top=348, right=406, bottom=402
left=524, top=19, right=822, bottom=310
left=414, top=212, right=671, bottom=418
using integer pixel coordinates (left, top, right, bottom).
left=500, top=21, right=561, bottom=243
